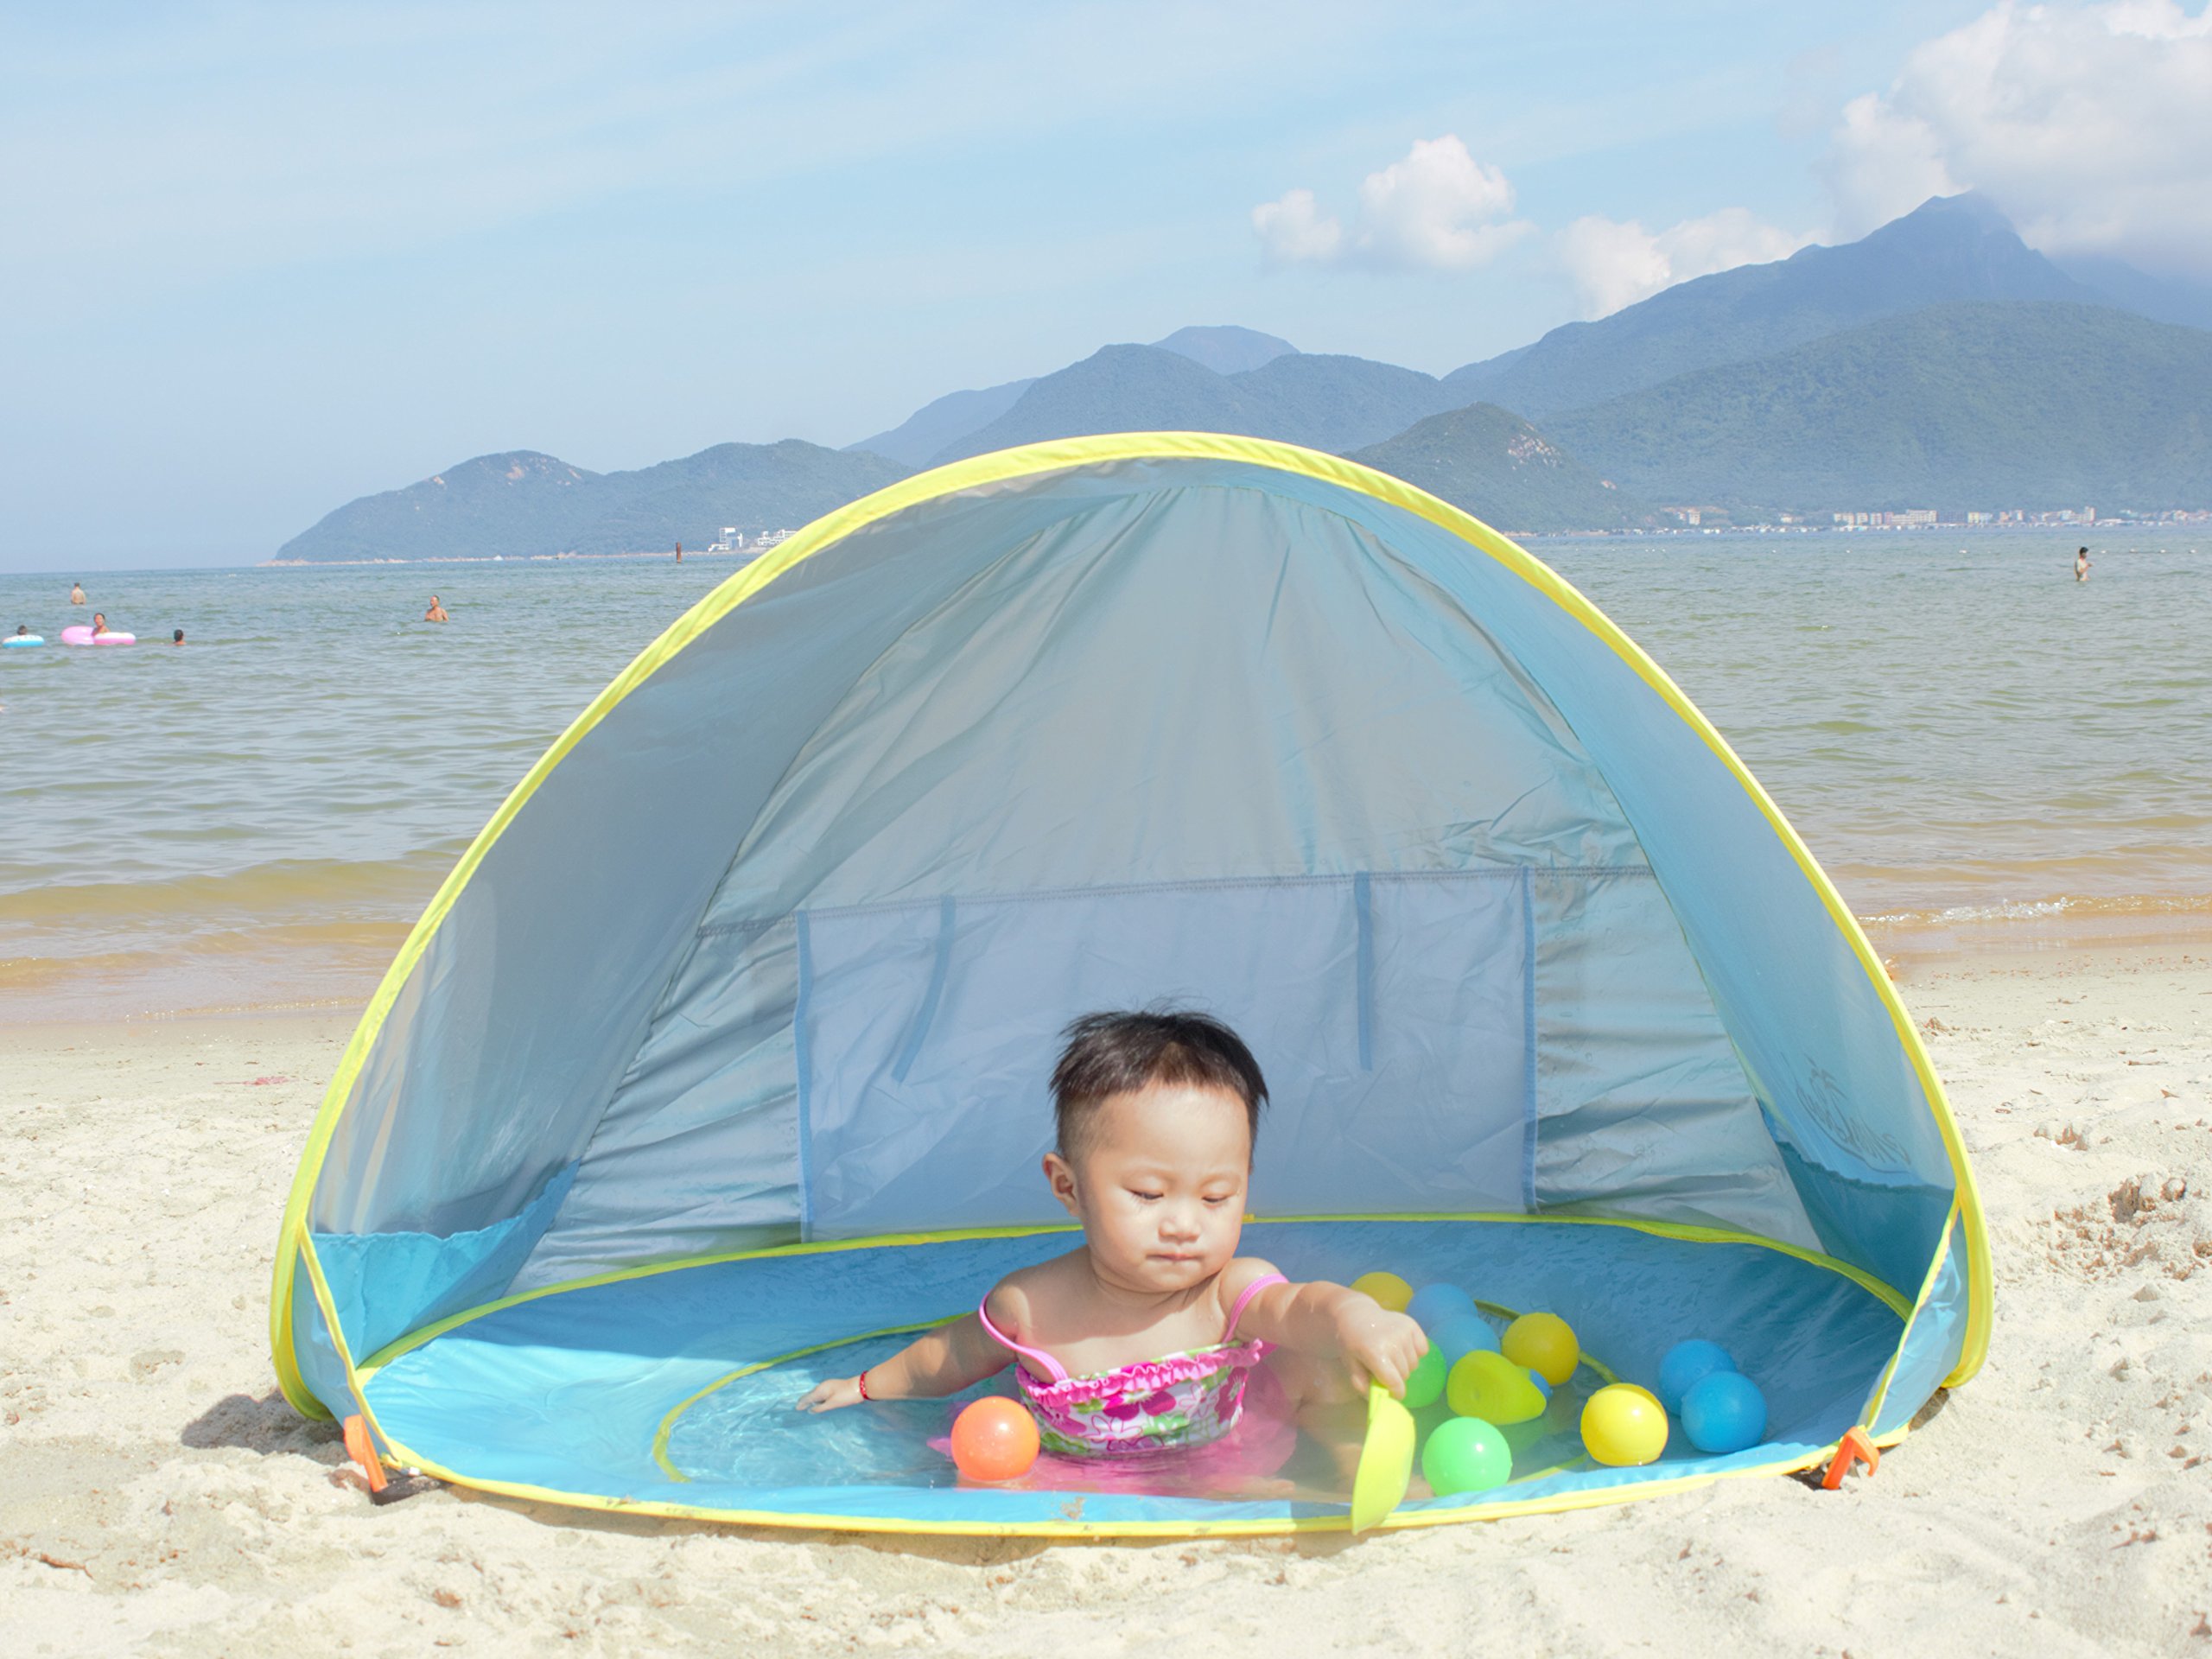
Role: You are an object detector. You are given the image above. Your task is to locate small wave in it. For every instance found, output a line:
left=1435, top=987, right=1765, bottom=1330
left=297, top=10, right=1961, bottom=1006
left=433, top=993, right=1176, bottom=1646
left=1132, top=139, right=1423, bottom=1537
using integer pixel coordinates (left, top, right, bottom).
left=1860, top=893, right=2212, bottom=926
left=0, top=849, right=456, bottom=925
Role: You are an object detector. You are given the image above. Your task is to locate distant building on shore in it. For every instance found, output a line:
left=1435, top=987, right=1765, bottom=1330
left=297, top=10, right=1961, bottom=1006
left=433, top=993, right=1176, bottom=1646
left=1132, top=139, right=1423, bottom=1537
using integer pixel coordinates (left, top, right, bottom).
left=1833, top=509, right=1937, bottom=528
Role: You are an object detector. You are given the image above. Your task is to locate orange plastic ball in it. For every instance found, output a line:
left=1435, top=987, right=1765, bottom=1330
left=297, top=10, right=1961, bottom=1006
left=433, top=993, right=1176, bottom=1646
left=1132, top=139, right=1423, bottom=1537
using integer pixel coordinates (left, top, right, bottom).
left=950, top=1396, right=1039, bottom=1483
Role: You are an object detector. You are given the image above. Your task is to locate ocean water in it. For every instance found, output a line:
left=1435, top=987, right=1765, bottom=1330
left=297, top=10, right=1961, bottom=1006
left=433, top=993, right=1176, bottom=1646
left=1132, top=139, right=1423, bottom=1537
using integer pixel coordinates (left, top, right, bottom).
left=3, top=532, right=2206, bottom=1019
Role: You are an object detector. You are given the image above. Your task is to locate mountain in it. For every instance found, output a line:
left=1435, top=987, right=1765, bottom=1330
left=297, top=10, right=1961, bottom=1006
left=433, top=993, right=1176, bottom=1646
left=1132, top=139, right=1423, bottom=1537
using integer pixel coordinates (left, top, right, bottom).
left=1447, top=194, right=2102, bottom=419
left=1546, top=301, right=2212, bottom=512
left=276, top=441, right=909, bottom=562
left=1347, top=404, right=1648, bottom=532
left=930, top=345, right=1462, bottom=464
left=2053, top=253, right=2212, bottom=334
left=1150, top=324, right=1297, bottom=375
left=849, top=379, right=1036, bottom=467
left=273, top=452, right=598, bottom=563
left=851, top=326, right=1298, bottom=466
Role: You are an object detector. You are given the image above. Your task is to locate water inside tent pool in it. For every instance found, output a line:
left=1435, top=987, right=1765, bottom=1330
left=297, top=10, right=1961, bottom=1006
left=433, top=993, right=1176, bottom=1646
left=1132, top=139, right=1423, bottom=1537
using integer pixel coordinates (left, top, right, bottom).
left=664, top=1319, right=1599, bottom=1503
left=356, top=1220, right=1907, bottom=1524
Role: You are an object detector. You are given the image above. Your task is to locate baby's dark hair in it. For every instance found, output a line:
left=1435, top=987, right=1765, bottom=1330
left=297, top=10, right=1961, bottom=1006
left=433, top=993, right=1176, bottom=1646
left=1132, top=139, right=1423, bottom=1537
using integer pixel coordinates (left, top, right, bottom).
left=1050, top=1008, right=1268, bottom=1160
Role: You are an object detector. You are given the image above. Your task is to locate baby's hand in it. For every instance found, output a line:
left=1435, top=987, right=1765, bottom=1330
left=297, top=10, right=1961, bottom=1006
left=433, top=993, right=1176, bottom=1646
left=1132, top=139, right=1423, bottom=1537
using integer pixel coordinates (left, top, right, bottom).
left=795, top=1375, right=866, bottom=1413
left=1337, top=1302, right=1428, bottom=1397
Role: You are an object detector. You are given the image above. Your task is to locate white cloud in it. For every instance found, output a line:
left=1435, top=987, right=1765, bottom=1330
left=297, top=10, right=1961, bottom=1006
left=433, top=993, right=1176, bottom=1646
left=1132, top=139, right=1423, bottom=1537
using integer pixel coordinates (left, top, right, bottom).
left=1824, top=0, right=2212, bottom=272
left=1251, top=188, right=1345, bottom=264
left=1253, top=135, right=1532, bottom=270
left=1556, top=209, right=1811, bottom=319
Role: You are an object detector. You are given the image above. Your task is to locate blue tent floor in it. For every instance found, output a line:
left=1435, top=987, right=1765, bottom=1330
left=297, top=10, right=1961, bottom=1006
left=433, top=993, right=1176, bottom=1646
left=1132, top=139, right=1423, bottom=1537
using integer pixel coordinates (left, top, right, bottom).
left=356, top=1217, right=1907, bottom=1535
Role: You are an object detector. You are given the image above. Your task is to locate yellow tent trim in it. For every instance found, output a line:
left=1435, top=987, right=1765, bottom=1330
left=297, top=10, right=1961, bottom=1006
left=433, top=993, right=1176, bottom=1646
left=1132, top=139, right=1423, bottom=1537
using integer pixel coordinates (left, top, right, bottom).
left=346, top=1416, right=1914, bottom=1540
left=272, top=430, right=1987, bottom=1426
left=1857, top=1199, right=1964, bottom=1429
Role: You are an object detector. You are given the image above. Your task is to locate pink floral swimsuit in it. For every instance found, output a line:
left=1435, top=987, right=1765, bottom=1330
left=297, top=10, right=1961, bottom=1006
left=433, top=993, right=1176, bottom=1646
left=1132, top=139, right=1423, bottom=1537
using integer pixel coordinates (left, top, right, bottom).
left=977, top=1272, right=1287, bottom=1458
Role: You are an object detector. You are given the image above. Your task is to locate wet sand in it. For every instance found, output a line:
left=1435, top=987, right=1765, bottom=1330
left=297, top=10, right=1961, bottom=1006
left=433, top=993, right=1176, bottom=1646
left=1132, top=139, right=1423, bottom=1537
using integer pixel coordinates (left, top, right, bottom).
left=3, top=944, right=2208, bottom=1656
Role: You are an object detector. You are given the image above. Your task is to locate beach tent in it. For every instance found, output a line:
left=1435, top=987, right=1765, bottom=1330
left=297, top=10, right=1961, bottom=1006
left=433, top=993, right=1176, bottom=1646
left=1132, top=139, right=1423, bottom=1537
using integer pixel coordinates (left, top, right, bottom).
left=270, top=434, right=1989, bottom=1535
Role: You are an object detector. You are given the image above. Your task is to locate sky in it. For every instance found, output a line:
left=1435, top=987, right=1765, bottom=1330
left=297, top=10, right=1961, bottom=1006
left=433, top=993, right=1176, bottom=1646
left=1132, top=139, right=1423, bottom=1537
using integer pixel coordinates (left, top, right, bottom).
left=3, top=1, right=2209, bottom=570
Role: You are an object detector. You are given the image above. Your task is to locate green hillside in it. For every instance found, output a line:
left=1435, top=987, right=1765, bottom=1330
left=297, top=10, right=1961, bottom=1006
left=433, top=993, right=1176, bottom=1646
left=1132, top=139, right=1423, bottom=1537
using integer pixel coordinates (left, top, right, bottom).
left=277, top=442, right=909, bottom=562
left=1547, top=302, right=2212, bottom=512
left=1349, top=404, right=1646, bottom=531
left=1447, top=194, right=2098, bottom=419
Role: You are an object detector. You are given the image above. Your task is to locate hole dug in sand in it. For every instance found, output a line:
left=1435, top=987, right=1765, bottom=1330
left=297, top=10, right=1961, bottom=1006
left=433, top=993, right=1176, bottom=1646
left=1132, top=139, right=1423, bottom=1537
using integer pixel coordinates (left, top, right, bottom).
left=2045, top=1174, right=2209, bottom=1281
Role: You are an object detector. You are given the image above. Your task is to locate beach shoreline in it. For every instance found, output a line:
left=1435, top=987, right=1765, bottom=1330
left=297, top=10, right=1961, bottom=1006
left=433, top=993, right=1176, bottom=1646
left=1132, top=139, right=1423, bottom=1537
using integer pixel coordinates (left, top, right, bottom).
left=3, top=936, right=2206, bottom=1655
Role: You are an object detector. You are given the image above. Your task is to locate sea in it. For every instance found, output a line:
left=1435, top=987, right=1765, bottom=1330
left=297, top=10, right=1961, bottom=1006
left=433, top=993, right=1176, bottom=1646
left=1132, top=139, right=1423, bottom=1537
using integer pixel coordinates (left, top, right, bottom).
left=3, top=531, right=2207, bottom=1021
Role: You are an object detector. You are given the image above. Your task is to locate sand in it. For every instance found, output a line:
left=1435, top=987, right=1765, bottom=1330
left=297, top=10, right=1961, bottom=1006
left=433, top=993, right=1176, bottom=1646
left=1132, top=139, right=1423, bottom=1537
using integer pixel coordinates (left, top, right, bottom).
left=3, top=945, right=2208, bottom=1656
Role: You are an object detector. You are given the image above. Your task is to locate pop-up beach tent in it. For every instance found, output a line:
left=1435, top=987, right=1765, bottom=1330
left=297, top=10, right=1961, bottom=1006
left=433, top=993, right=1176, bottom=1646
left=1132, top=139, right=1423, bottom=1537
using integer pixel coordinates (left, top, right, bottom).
left=271, top=434, right=1988, bottom=1535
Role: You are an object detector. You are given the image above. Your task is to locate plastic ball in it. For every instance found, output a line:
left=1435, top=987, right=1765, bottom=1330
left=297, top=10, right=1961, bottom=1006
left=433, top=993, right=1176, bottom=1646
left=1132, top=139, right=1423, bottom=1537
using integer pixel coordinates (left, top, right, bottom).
left=1501, top=1312, right=1580, bottom=1385
left=950, top=1396, right=1039, bottom=1483
left=1680, top=1371, right=1767, bottom=1454
left=1402, top=1345, right=1447, bottom=1410
left=1446, top=1351, right=1548, bottom=1425
left=1407, top=1282, right=1478, bottom=1332
left=1528, top=1370, right=1552, bottom=1402
left=1580, top=1383, right=1669, bottom=1466
left=1351, top=1271, right=1414, bottom=1313
left=1656, top=1339, right=1737, bottom=1414
left=1420, top=1415, right=1513, bottom=1496
left=1430, top=1312, right=1502, bottom=1366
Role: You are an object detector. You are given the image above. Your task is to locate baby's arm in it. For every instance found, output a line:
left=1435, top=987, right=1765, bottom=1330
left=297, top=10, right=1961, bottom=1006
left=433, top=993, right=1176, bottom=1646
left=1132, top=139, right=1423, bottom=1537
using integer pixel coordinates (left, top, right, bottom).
left=794, top=1311, right=1009, bottom=1412
left=1227, top=1261, right=1427, bottom=1396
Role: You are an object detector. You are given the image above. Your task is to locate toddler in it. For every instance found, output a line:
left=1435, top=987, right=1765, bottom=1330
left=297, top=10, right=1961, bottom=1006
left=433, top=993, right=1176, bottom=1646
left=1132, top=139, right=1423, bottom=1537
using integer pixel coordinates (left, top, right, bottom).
left=797, top=1009, right=1426, bottom=1477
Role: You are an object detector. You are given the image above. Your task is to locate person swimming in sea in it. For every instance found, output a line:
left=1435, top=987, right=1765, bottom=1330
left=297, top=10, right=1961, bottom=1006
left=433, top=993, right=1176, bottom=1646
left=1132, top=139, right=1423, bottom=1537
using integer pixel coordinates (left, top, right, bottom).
left=70, top=582, right=85, bottom=605
left=2075, top=546, right=2092, bottom=582
left=424, top=595, right=449, bottom=622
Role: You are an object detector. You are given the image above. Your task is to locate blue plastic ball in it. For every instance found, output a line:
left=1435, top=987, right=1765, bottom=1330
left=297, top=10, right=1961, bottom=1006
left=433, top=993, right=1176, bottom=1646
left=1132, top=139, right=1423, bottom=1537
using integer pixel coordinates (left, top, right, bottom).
left=1680, top=1370, right=1766, bottom=1453
left=1408, top=1282, right=1479, bottom=1332
left=1528, top=1369, right=1552, bottom=1402
left=1430, top=1312, right=1502, bottom=1366
left=1656, top=1339, right=1736, bottom=1414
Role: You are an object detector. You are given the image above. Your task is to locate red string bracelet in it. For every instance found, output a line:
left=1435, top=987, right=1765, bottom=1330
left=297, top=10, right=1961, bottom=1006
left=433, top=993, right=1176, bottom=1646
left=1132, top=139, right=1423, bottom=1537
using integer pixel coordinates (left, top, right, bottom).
left=856, top=1370, right=872, bottom=1401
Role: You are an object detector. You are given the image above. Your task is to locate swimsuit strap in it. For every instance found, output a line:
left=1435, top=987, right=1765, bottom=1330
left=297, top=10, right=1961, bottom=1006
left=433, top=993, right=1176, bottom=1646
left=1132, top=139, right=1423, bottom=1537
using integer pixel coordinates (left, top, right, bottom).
left=979, top=1268, right=1289, bottom=1385
left=1223, top=1270, right=1288, bottom=1341
left=976, top=1294, right=1070, bottom=1384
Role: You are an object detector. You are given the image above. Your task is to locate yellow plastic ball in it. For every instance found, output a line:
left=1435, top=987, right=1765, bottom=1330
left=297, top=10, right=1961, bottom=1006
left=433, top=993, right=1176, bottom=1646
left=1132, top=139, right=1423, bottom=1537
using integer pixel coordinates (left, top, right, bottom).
left=1501, top=1312, right=1580, bottom=1385
left=1581, top=1383, right=1669, bottom=1466
left=1446, top=1350, right=1548, bottom=1425
left=1351, top=1271, right=1414, bottom=1313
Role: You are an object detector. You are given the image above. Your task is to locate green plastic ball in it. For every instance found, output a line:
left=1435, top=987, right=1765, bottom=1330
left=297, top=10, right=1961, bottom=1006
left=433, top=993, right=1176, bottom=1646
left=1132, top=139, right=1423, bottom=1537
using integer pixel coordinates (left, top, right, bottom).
left=1402, top=1346, right=1446, bottom=1409
left=1421, top=1415, right=1513, bottom=1496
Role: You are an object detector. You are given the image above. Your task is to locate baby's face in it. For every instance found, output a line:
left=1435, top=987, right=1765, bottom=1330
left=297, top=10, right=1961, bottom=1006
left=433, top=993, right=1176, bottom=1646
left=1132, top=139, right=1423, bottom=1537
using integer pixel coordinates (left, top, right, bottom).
left=1056, top=1081, right=1251, bottom=1296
